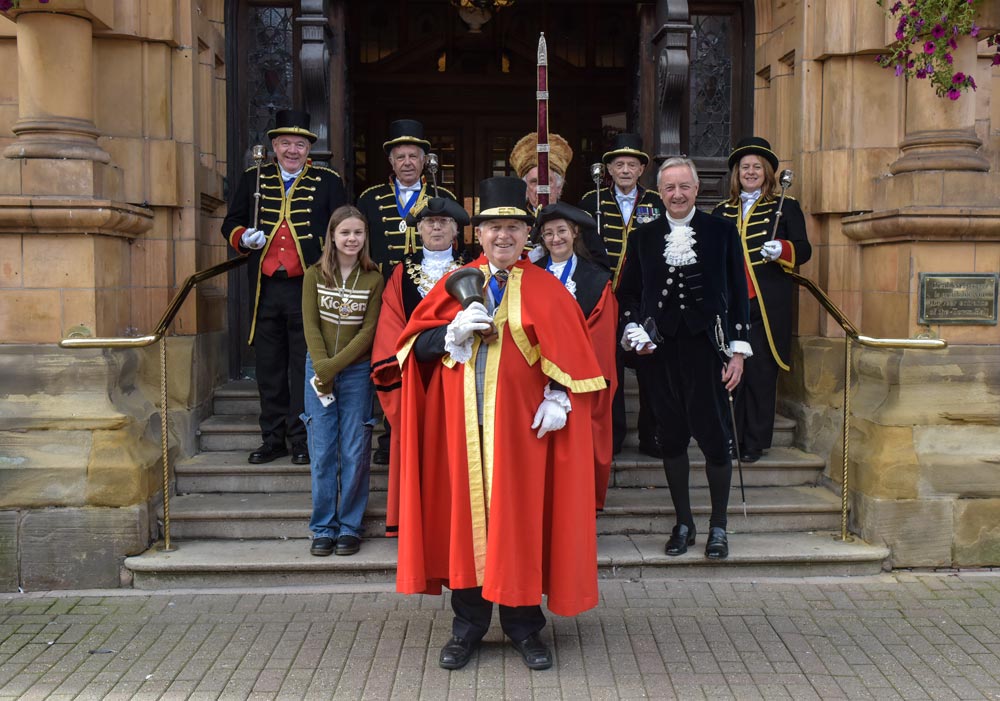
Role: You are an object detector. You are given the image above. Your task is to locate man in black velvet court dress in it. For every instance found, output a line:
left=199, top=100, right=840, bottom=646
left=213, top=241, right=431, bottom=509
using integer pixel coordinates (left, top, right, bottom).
left=617, top=156, right=751, bottom=560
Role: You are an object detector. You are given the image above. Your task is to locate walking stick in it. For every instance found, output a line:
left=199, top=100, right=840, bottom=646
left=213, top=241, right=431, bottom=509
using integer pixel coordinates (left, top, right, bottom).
left=251, top=144, right=265, bottom=231
left=768, top=169, right=794, bottom=241
left=727, top=391, right=748, bottom=520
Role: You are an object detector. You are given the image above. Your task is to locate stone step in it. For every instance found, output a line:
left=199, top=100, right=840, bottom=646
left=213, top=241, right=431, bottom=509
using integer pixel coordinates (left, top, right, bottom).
left=212, top=379, right=259, bottom=416
left=617, top=413, right=795, bottom=449
left=125, top=532, right=889, bottom=589
left=176, top=445, right=823, bottom=494
left=162, top=485, right=840, bottom=540
left=611, top=446, right=825, bottom=488
left=175, top=451, right=388, bottom=494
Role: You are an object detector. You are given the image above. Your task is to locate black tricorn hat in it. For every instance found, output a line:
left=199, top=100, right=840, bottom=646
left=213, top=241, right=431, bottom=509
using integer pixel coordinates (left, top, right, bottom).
left=727, top=136, right=779, bottom=171
left=602, top=133, right=649, bottom=165
left=471, top=177, right=535, bottom=225
left=531, top=202, right=597, bottom=240
left=405, top=197, right=471, bottom=227
left=382, top=119, right=432, bottom=155
left=267, top=109, right=318, bottom=143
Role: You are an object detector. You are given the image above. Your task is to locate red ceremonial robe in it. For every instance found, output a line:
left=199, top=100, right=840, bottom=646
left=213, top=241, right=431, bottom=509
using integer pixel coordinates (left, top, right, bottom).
left=586, top=281, right=618, bottom=510
left=395, top=257, right=606, bottom=617
left=370, top=264, right=408, bottom=538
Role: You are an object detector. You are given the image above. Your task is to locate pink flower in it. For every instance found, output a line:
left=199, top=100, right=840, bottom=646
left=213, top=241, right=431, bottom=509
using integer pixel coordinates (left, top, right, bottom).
left=970, top=24, right=980, bottom=38
left=952, top=72, right=966, bottom=84
left=944, top=53, right=953, bottom=64
left=924, top=41, right=936, bottom=54
left=993, top=53, right=1000, bottom=67
left=947, top=88, right=961, bottom=100
left=931, top=23, right=945, bottom=38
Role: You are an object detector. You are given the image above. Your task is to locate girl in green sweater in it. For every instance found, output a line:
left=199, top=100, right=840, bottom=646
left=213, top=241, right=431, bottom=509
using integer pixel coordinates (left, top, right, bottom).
left=301, top=205, right=384, bottom=557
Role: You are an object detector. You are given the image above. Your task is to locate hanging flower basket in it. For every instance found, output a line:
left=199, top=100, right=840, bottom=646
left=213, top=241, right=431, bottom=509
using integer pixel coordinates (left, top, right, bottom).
left=876, top=0, right=1000, bottom=99
left=0, top=0, right=48, bottom=10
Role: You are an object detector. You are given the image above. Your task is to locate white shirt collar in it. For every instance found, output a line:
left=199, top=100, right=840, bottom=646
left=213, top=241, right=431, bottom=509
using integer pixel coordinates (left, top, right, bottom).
left=666, top=208, right=696, bottom=228
left=422, top=247, right=453, bottom=264
left=614, top=185, right=638, bottom=200
left=280, top=167, right=302, bottom=181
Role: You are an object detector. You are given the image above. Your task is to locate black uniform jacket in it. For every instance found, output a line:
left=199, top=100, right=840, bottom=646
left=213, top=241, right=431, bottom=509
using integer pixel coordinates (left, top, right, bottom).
left=532, top=255, right=612, bottom=320
left=616, top=209, right=750, bottom=359
left=357, top=178, right=457, bottom=272
left=711, top=195, right=811, bottom=369
left=578, top=186, right=664, bottom=288
left=221, top=161, right=348, bottom=343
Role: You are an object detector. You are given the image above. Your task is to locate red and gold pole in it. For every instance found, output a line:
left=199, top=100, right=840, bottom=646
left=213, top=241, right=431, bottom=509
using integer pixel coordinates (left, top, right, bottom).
left=535, top=32, right=550, bottom=213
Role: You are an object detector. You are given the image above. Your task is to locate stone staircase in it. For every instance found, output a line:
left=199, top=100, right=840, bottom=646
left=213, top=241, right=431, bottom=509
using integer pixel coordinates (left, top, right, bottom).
left=125, top=376, right=888, bottom=588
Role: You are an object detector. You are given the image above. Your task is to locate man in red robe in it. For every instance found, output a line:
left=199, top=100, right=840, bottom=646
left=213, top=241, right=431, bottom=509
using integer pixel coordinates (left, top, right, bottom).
left=395, top=177, right=606, bottom=671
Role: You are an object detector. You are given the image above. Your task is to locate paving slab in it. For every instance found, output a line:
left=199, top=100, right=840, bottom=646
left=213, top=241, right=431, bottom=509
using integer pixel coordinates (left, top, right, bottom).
left=4, top=573, right=1000, bottom=699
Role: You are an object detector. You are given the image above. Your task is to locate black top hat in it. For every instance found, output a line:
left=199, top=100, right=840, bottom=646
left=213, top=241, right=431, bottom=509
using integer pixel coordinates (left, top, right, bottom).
left=602, top=133, right=649, bottom=165
left=267, top=109, right=318, bottom=143
left=471, top=177, right=535, bottom=225
left=727, top=136, right=779, bottom=171
left=382, top=119, right=432, bottom=155
left=531, top=202, right=596, bottom=240
left=405, top=197, right=471, bottom=227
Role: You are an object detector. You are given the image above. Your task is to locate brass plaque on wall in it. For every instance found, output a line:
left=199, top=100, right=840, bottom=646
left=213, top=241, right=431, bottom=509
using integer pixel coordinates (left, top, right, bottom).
left=918, top=273, right=998, bottom=325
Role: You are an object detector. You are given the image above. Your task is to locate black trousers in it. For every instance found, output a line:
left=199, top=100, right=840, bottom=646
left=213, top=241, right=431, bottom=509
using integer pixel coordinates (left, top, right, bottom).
left=646, top=326, right=732, bottom=463
left=254, top=274, right=307, bottom=447
left=735, top=300, right=779, bottom=453
left=611, top=345, right=659, bottom=452
left=450, top=587, right=546, bottom=643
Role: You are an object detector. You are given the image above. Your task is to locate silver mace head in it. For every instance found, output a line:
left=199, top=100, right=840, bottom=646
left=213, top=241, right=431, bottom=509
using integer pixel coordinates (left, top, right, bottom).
left=779, top=169, right=794, bottom=189
left=590, top=162, right=604, bottom=184
left=252, top=144, right=265, bottom=163
left=427, top=153, right=439, bottom=175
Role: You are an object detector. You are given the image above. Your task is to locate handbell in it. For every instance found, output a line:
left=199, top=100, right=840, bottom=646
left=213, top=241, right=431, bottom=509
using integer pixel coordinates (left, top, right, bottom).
left=444, top=267, right=486, bottom=309
left=445, top=267, right=499, bottom=344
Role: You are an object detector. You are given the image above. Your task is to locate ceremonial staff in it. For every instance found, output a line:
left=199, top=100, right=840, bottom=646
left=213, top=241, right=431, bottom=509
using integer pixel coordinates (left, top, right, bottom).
left=535, top=32, right=550, bottom=213
left=427, top=152, right=440, bottom=198
left=251, top=144, right=265, bottom=231
left=768, top=169, right=794, bottom=241
left=590, top=162, right=604, bottom=234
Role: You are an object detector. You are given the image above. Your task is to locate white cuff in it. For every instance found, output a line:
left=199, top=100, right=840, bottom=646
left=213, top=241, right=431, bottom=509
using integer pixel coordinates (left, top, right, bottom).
left=730, top=340, right=752, bottom=358
left=444, top=328, right=474, bottom=364
left=543, top=386, right=572, bottom=413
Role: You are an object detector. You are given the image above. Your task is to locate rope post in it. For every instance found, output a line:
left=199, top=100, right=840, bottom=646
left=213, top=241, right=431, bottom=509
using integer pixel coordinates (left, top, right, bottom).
left=840, top=336, right=853, bottom=543
left=159, top=337, right=176, bottom=552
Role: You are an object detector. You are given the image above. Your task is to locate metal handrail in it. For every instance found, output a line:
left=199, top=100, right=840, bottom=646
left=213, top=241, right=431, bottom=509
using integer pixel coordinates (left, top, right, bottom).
left=786, top=270, right=947, bottom=541
left=59, top=254, right=250, bottom=551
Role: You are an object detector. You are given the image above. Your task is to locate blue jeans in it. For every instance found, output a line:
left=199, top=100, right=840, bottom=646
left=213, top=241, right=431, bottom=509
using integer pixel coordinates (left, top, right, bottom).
left=301, top=354, right=375, bottom=539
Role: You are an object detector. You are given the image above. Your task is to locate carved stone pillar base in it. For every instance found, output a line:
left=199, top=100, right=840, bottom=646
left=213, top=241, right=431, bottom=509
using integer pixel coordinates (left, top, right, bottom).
left=889, top=129, right=989, bottom=175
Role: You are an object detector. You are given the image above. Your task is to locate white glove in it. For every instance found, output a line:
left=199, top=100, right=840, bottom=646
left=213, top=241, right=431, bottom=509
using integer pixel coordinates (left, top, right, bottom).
left=241, top=228, right=266, bottom=250
left=530, top=388, right=571, bottom=438
left=621, top=322, right=657, bottom=352
left=760, top=240, right=783, bottom=262
left=446, top=302, right=493, bottom=346
left=444, top=302, right=493, bottom=363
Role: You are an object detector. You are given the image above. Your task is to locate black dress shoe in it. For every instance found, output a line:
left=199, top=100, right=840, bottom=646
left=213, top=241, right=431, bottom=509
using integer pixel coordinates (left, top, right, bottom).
left=739, top=445, right=763, bottom=463
left=637, top=439, right=663, bottom=459
left=372, top=446, right=390, bottom=465
left=705, top=527, right=729, bottom=559
left=439, top=636, right=478, bottom=670
left=510, top=632, right=552, bottom=670
left=665, top=523, right=696, bottom=556
left=334, top=534, right=361, bottom=556
left=248, top=443, right=288, bottom=464
left=310, top=536, right=335, bottom=557
left=291, top=442, right=310, bottom=465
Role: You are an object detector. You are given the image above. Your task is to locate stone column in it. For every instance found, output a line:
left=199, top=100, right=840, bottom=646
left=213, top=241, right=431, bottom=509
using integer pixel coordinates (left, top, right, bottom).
left=889, top=36, right=988, bottom=175
left=4, top=4, right=110, bottom=163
